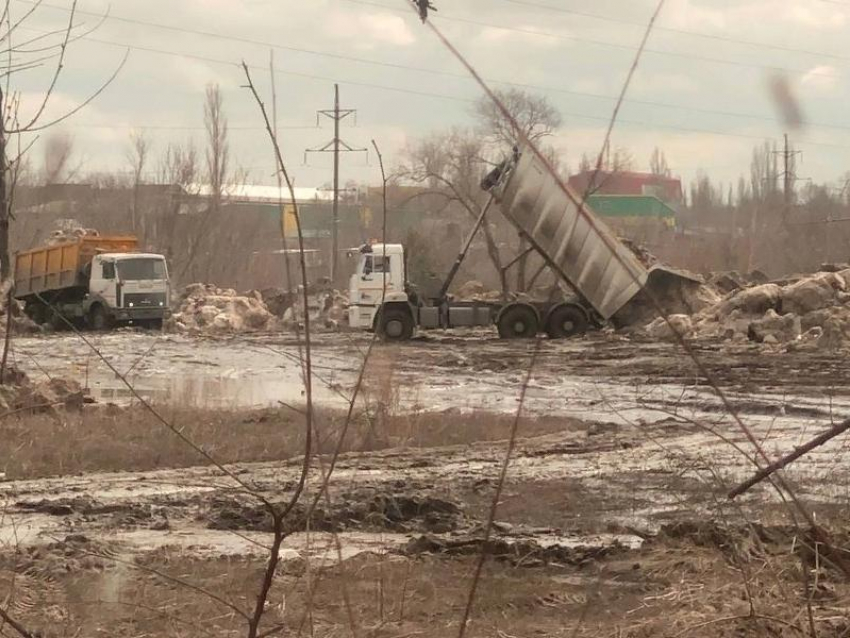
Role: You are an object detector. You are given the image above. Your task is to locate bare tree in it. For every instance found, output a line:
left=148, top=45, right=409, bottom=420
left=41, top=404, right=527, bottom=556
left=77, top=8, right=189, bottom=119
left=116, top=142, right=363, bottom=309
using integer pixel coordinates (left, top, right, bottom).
left=473, top=88, right=562, bottom=150
left=205, top=84, right=229, bottom=209
left=609, top=146, right=634, bottom=172
left=126, top=130, right=151, bottom=236
left=179, top=84, right=230, bottom=282
left=649, top=147, right=670, bottom=177
left=474, top=88, right=562, bottom=292
left=155, top=142, right=198, bottom=267
left=0, top=1, right=127, bottom=279
left=403, top=129, right=509, bottom=296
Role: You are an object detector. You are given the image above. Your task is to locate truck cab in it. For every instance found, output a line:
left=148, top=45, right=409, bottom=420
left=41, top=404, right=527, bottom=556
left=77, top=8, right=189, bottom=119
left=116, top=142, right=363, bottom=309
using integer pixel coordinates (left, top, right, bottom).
left=348, top=242, right=500, bottom=341
left=348, top=243, right=408, bottom=332
left=87, top=253, right=171, bottom=329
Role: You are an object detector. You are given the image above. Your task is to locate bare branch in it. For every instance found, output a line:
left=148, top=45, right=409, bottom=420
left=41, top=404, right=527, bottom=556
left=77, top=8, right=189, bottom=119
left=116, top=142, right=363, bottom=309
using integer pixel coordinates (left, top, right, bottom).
left=15, top=0, right=79, bottom=131
left=729, top=418, right=850, bottom=499
left=31, top=292, right=278, bottom=511
left=457, top=340, right=541, bottom=638
left=0, top=0, right=44, bottom=45
left=0, top=604, right=36, bottom=638
left=9, top=48, right=129, bottom=133
left=241, top=60, right=314, bottom=638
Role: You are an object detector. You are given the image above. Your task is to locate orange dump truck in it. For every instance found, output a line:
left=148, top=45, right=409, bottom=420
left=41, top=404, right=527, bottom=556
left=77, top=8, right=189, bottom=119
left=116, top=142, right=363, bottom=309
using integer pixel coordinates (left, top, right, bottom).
left=14, top=235, right=171, bottom=329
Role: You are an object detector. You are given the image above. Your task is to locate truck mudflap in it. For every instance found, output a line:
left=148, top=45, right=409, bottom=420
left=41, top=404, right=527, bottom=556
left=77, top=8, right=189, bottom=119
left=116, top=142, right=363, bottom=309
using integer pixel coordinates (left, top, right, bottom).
left=611, top=265, right=707, bottom=328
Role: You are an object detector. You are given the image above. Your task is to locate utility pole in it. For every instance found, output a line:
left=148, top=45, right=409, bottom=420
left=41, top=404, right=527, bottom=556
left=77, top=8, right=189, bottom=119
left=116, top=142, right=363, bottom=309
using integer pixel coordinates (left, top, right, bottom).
left=306, top=85, right=366, bottom=283
left=772, top=133, right=804, bottom=224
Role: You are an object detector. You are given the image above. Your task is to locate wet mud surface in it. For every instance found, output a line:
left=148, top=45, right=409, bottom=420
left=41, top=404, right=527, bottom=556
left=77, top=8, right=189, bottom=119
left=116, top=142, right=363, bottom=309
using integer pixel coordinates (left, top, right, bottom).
left=3, top=329, right=850, bottom=636
left=10, top=329, right=850, bottom=420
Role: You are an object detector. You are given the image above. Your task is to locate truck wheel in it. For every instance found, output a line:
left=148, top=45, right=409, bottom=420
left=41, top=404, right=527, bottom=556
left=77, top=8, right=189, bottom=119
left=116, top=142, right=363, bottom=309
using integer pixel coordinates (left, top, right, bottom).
left=545, top=304, right=588, bottom=339
left=48, top=310, right=68, bottom=331
left=88, top=305, right=113, bottom=331
left=378, top=308, right=414, bottom=341
left=24, top=301, right=47, bottom=325
left=497, top=304, right=539, bottom=339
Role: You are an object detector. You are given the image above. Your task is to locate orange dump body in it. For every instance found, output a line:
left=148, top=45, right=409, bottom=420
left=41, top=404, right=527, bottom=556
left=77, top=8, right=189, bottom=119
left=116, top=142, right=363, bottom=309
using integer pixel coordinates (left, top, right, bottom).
left=14, top=236, right=138, bottom=298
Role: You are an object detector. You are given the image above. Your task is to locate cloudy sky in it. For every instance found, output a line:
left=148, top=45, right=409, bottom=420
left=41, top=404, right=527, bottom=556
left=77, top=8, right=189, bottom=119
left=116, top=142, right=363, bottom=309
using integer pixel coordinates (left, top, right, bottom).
left=10, top=0, right=850, bottom=191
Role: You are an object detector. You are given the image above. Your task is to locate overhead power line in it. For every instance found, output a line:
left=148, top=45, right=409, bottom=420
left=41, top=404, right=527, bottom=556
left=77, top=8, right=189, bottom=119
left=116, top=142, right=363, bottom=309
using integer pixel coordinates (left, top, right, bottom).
left=18, top=1, right=850, bottom=136
left=340, top=0, right=842, bottom=81
left=19, top=0, right=850, bottom=65
left=496, top=0, right=850, bottom=62
left=340, top=0, right=849, bottom=76
left=24, top=0, right=847, bottom=84
left=14, top=22, right=850, bottom=152
left=67, top=123, right=316, bottom=131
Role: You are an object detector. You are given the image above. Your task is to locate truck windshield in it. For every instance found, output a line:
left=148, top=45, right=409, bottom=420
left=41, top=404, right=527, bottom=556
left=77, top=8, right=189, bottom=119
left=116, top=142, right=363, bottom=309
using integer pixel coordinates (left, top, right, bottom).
left=117, top=258, right=166, bottom=281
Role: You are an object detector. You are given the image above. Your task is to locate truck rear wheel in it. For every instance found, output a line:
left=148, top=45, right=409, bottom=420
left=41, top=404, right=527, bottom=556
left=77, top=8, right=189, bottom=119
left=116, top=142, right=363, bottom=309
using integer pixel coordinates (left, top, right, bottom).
left=545, top=304, right=588, bottom=339
left=24, top=301, right=47, bottom=325
left=378, top=308, right=414, bottom=341
left=497, top=304, right=539, bottom=339
left=88, top=305, right=113, bottom=331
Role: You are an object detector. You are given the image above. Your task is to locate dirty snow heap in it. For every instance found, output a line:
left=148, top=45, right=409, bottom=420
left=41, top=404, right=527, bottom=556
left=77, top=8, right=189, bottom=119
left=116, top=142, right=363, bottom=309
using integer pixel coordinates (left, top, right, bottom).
left=645, top=267, right=850, bottom=350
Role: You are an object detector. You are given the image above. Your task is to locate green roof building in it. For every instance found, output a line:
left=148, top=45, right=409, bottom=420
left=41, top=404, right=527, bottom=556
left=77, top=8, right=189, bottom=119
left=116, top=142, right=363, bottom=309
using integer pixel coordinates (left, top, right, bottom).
left=587, top=195, right=677, bottom=220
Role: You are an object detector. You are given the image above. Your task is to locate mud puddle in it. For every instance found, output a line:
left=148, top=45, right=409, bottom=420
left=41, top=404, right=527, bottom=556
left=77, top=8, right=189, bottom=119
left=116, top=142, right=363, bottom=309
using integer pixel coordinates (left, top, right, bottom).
left=12, top=333, right=850, bottom=431
left=109, top=529, right=411, bottom=561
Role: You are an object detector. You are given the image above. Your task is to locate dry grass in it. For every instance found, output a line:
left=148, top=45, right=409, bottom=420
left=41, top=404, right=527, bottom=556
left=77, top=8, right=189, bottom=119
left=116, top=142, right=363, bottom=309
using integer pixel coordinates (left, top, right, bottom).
left=6, top=530, right=848, bottom=638
left=0, top=403, right=584, bottom=480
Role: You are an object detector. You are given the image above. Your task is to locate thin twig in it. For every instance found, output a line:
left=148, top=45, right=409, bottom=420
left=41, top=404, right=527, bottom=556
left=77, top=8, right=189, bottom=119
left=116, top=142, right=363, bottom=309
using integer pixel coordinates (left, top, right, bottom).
left=414, top=1, right=835, bottom=574
left=674, top=612, right=805, bottom=637
left=0, top=605, right=35, bottom=638
left=242, top=61, right=314, bottom=638
left=9, top=48, right=129, bottom=133
left=78, top=547, right=248, bottom=619
left=729, top=418, right=850, bottom=499
left=32, top=292, right=274, bottom=508
left=457, top=340, right=540, bottom=638
left=0, top=286, right=12, bottom=383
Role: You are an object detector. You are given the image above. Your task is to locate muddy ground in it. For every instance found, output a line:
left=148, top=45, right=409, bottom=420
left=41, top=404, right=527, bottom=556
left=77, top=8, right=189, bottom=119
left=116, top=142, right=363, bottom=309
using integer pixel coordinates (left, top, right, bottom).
left=2, top=329, right=850, bottom=636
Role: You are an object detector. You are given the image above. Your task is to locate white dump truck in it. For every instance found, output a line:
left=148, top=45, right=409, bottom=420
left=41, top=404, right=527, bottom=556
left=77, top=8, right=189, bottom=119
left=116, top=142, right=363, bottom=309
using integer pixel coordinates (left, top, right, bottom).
left=15, top=235, right=171, bottom=330
left=349, top=144, right=697, bottom=340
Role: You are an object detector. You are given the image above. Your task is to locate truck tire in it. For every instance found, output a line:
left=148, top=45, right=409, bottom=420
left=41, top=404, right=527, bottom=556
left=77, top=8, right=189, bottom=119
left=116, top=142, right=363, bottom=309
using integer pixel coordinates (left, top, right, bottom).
left=48, top=309, right=68, bottom=332
left=497, top=304, right=539, bottom=339
left=378, top=307, right=414, bottom=341
left=88, top=305, right=113, bottom=331
left=545, top=304, right=588, bottom=339
left=24, top=301, right=47, bottom=325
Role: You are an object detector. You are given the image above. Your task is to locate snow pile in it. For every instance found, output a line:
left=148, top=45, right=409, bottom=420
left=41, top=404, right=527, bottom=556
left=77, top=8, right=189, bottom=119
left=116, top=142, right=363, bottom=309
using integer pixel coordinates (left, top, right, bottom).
left=168, top=284, right=274, bottom=334
left=167, top=284, right=350, bottom=334
left=455, top=280, right=501, bottom=302
left=47, top=219, right=99, bottom=245
left=317, top=290, right=348, bottom=329
left=0, top=280, right=40, bottom=334
left=281, top=289, right=349, bottom=330
left=0, top=367, right=85, bottom=412
left=646, top=267, right=850, bottom=351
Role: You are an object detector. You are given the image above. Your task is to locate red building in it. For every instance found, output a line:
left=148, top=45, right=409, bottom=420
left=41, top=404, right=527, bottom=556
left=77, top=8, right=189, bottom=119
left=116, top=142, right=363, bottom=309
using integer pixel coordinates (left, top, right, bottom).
left=567, top=170, right=683, bottom=205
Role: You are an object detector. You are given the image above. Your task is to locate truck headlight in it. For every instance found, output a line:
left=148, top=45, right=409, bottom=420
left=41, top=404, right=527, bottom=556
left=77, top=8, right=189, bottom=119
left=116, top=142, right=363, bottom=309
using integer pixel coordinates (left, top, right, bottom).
left=159, top=301, right=164, bottom=306
left=128, top=302, right=134, bottom=308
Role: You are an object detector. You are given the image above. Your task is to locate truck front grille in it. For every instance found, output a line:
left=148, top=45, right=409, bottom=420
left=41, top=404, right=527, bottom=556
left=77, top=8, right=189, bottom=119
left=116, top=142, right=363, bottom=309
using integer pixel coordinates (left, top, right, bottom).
left=122, top=292, right=167, bottom=308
